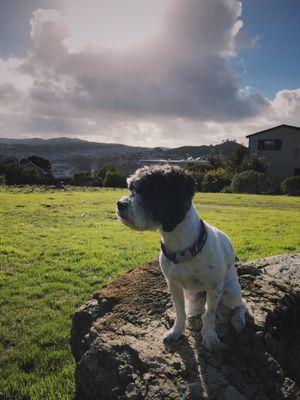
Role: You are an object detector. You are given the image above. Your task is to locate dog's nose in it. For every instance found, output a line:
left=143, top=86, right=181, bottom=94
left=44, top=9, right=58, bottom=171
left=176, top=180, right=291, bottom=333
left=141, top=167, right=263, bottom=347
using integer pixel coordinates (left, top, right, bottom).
left=117, top=201, right=127, bottom=211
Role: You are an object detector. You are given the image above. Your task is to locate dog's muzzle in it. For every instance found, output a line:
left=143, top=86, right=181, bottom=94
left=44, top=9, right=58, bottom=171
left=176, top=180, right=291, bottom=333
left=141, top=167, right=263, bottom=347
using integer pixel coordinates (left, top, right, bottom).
left=117, top=201, right=128, bottom=212
left=117, top=200, right=130, bottom=219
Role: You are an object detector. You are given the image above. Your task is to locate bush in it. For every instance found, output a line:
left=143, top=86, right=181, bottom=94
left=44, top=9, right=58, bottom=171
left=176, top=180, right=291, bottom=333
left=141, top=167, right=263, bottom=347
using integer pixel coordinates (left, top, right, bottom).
left=225, top=145, right=249, bottom=175
left=241, top=153, right=269, bottom=174
left=73, top=171, right=93, bottom=186
left=187, top=162, right=214, bottom=191
left=90, top=177, right=103, bottom=187
left=207, top=154, right=223, bottom=169
left=22, top=165, right=41, bottom=184
left=262, top=179, right=281, bottom=195
left=187, top=171, right=204, bottom=191
left=187, top=162, right=214, bottom=174
left=281, top=176, right=300, bottom=196
left=103, top=171, right=127, bottom=188
left=231, top=170, right=267, bottom=194
left=202, top=168, right=230, bottom=193
left=221, top=185, right=233, bottom=193
left=4, top=163, right=24, bottom=185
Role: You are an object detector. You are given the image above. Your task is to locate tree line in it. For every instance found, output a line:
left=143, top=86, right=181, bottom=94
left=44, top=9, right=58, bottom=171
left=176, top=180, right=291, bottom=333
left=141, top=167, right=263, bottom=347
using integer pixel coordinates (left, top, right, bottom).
left=187, top=144, right=300, bottom=195
left=0, top=147, right=299, bottom=194
left=0, top=156, right=54, bottom=185
left=0, top=156, right=127, bottom=188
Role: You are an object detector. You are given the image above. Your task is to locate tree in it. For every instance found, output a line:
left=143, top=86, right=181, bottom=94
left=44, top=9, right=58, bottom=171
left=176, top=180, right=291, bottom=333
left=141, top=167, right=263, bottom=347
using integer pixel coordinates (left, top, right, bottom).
left=186, top=162, right=214, bottom=191
left=202, top=168, right=230, bottom=192
left=73, top=171, right=93, bottom=186
left=207, top=154, right=223, bottom=169
left=96, top=164, right=117, bottom=182
left=94, top=164, right=127, bottom=187
left=22, top=165, right=40, bottom=184
left=0, top=162, right=5, bottom=176
left=4, top=162, right=24, bottom=185
left=224, top=145, right=249, bottom=175
left=103, top=171, right=127, bottom=188
left=241, top=153, right=269, bottom=174
left=24, top=155, right=52, bottom=173
left=187, top=162, right=214, bottom=174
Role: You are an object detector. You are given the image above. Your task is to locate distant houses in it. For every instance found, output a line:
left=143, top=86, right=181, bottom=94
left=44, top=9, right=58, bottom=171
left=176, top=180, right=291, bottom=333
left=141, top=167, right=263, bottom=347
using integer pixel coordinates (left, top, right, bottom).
left=22, top=160, right=47, bottom=180
left=247, top=124, right=300, bottom=181
left=138, top=155, right=208, bottom=167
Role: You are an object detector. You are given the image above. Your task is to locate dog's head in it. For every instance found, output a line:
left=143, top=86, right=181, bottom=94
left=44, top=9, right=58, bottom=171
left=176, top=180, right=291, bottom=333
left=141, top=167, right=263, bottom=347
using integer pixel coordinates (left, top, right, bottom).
left=116, top=165, right=195, bottom=232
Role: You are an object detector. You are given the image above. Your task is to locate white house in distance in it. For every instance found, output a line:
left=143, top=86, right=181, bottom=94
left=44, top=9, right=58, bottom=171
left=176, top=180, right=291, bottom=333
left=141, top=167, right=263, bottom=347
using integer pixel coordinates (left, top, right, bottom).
left=246, top=124, right=300, bottom=182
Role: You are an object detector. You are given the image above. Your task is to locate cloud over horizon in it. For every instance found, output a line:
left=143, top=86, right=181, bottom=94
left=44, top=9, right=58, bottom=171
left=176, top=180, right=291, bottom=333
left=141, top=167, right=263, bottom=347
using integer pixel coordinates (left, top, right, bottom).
left=0, top=0, right=299, bottom=146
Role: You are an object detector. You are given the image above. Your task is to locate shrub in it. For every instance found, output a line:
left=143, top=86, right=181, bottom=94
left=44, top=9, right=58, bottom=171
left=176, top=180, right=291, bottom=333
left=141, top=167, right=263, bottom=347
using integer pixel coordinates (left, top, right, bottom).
left=187, top=162, right=214, bottom=191
left=22, top=165, right=41, bottom=184
left=281, top=176, right=300, bottom=196
left=90, top=177, right=103, bottom=187
left=231, top=170, right=267, bottom=194
left=73, top=171, right=93, bottom=186
left=241, top=153, right=269, bottom=174
left=225, top=145, right=249, bottom=175
left=221, top=185, right=233, bottom=193
left=187, top=162, right=214, bottom=192
left=262, top=179, right=281, bottom=195
left=188, top=171, right=204, bottom=191
left=103, top=171, right=127, bottom=188
left=96, top=164, right=116, bottom=181
left=202, top=168, right=230, bottom=193
left=207, top=154, right=223, bottom=169
left=187, top=162, right=214, bottom=174
left=4, top=163, right=24, bottom=185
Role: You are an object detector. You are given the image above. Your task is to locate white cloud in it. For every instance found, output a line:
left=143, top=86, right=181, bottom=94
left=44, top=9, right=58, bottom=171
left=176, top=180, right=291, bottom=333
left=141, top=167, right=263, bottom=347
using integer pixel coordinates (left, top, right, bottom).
left=272, top=88, right=300, bottom=122
left=0, top=1, right=299, bottom=145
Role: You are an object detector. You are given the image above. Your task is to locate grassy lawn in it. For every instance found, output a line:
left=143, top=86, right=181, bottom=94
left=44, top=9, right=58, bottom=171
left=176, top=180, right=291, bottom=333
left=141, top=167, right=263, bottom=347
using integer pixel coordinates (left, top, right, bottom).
left=0, top=187, right=299, bottom=399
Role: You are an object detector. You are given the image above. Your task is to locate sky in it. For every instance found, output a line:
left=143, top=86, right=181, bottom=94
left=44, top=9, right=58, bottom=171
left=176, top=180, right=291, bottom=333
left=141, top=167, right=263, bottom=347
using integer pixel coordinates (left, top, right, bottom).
left=0, top=0, right=299, bottom=147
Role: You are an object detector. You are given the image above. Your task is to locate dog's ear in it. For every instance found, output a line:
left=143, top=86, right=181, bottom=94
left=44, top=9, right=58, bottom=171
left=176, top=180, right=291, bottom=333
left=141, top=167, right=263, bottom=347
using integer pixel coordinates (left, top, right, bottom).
left=159, top=170, right=195, bottom=232
left=133, top=166, right=195, bottom=232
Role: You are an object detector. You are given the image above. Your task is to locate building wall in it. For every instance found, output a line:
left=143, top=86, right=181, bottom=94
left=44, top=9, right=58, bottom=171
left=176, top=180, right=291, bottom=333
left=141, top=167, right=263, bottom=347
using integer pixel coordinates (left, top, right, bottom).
left=248, top=126, right=300, bottom=181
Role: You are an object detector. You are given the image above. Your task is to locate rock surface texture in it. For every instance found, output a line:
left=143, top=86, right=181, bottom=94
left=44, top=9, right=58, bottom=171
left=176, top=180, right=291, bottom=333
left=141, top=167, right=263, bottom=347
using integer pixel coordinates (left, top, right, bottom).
left=71, top=254, right=300, bottom=400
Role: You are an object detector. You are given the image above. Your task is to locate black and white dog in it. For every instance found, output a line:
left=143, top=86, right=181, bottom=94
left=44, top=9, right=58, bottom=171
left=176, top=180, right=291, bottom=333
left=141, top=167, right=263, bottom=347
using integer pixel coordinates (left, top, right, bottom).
left=117, top=165, right=247, bottom=350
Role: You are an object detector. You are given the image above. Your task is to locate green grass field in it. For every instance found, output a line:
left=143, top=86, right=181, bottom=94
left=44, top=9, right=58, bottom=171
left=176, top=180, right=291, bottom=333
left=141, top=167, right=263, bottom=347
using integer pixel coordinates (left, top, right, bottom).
left=0, top=187, right=299, bottom=399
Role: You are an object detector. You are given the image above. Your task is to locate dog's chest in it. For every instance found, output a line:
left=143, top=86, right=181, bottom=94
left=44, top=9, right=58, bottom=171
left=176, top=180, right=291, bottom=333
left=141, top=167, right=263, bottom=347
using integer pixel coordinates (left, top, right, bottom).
left=161, top=256, right=214, bottom=290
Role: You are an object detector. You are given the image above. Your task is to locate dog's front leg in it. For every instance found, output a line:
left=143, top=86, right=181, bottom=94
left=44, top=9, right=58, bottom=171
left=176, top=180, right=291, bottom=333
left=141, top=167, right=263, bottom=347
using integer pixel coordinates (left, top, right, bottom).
left=163, top=279, right=186, bottom=341
left=201, top=285, right=223, bottom=350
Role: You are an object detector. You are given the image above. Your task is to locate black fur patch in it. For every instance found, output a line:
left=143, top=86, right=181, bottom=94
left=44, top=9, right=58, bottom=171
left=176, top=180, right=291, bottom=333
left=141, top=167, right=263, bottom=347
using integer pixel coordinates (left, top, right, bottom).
left=129, top=165, right=195, bottom=232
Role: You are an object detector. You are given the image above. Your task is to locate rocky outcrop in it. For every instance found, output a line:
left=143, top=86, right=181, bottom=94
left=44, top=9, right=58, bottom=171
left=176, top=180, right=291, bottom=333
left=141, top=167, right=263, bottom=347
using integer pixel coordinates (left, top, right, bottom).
left=71, top=254, right=300, bottom=400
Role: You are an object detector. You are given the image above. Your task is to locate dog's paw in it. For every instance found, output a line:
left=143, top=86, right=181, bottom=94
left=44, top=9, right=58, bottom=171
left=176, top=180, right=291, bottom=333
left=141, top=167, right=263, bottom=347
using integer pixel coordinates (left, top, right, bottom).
left=201, top=330, right=220, bottom=350
left=163, top=328, right=183, bottom=342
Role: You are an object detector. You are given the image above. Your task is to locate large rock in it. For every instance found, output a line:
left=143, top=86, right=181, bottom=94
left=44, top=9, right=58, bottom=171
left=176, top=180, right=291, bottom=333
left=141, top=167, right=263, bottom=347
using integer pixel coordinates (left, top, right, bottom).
left=71, top=254, right=300, bottom=400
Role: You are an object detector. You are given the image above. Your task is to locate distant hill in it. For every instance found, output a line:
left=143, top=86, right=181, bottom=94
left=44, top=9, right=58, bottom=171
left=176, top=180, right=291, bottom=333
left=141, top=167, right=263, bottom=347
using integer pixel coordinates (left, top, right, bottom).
left=164, top=140, right=239, bottom=158
left=0, top=137, right=240, bottom=177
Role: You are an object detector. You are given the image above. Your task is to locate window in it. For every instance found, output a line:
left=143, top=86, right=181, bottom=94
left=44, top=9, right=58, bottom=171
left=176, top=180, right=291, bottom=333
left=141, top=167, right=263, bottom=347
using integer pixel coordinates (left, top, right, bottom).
left=295, top=168, right=300, bottom=176
left=258, top=139, right=282, bottom=150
